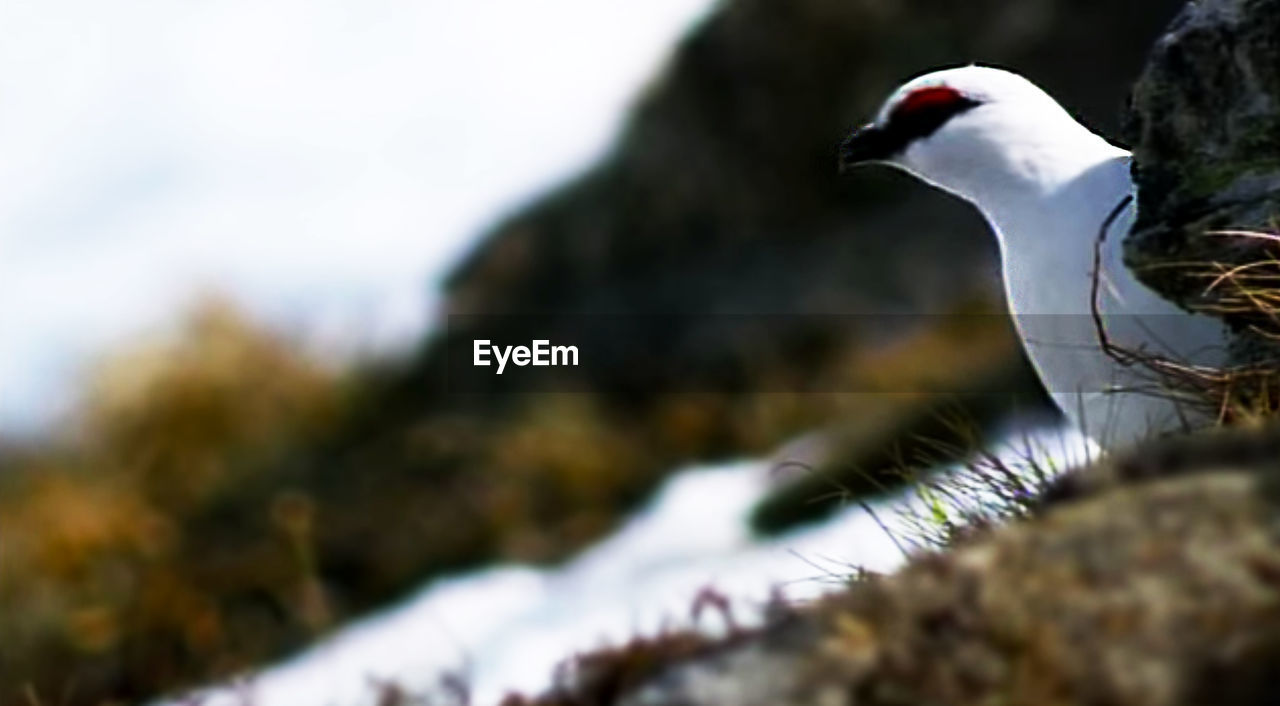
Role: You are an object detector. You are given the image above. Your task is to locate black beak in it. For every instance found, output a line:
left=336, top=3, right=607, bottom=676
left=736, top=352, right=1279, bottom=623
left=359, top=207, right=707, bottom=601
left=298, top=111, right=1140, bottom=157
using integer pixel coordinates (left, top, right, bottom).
left=839, top=123, right=897, bottom=173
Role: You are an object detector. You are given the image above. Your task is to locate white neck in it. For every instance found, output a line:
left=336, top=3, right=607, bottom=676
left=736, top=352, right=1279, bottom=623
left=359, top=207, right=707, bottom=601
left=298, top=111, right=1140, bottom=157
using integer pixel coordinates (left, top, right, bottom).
left=898, top=105, right=1129, bottom=242
left=976, top=141, right=1130, bottom=243
left=989, top=151, right=1134, bottom=317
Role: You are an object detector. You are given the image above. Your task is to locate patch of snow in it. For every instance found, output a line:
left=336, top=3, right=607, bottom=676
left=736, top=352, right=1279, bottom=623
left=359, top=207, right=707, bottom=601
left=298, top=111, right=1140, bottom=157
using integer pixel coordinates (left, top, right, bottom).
left=181, top=422, right=1091, bottom=706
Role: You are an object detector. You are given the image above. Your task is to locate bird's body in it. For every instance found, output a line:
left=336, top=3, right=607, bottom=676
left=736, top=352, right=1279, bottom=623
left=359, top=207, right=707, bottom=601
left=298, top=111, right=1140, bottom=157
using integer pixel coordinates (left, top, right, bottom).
left=842, top=66, right=1228, bottom=448
left=990, top=148, right=1226, bottom=446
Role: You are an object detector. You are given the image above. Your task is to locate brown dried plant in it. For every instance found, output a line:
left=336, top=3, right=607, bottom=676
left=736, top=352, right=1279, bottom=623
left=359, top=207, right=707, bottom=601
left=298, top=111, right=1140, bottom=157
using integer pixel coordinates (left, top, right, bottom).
left=1090, top=207, right=1280, bottom=426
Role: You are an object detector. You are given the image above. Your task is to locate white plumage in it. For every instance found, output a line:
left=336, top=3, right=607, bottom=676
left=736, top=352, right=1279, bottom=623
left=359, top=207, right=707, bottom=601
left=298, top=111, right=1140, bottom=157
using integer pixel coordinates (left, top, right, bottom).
left=845, top=66, right=1228, bottom=448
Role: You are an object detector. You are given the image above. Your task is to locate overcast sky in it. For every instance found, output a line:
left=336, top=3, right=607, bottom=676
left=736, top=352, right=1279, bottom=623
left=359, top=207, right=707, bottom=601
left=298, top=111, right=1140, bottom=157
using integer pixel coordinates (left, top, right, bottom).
left=0, top=0, right=714, bottom=435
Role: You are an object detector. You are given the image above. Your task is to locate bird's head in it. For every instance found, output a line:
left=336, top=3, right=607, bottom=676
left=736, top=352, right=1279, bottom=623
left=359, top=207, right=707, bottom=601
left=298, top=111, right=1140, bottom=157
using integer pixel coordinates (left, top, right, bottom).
left=840, top=66, right=1109, bottom=205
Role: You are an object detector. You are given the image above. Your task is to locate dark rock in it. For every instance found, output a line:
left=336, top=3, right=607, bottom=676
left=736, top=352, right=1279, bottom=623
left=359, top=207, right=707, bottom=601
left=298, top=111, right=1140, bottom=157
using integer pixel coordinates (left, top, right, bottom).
left=1125, top=0, right=1280, bottom=351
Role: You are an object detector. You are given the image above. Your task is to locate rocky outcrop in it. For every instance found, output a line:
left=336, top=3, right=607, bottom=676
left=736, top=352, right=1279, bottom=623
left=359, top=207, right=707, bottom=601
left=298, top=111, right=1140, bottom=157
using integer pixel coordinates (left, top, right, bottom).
left=1126, top=0, right=1280, bottom=349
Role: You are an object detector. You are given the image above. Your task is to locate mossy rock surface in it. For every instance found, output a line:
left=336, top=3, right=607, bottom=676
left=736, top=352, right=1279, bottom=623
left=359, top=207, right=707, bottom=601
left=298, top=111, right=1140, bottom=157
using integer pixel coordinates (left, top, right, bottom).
left=1125, top=0, right=1280, bottom=350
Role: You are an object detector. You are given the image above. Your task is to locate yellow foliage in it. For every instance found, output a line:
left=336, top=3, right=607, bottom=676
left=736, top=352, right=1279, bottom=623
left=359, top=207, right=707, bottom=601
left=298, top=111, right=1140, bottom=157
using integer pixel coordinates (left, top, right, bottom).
left=81, top=298, right=342, bottom=505
left=0, top=297, right=347, bottom=703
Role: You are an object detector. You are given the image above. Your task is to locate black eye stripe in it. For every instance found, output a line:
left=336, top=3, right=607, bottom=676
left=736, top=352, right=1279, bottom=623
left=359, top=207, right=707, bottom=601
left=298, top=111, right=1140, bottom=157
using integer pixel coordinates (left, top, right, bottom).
left=839, top=86, right=984, bottom=168
left=883, top=88, right=982, bottom=151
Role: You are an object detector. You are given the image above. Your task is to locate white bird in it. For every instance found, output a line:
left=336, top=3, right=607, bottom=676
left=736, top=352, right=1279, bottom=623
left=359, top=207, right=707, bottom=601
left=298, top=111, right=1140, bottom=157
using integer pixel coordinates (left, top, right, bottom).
left=840, top=65, right=1228, bottom=449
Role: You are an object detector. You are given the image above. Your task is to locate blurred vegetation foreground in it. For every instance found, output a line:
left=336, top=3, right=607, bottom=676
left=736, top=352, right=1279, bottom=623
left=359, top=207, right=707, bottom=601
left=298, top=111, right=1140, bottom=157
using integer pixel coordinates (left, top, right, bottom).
left=0, top=0, right=1187, bottom=703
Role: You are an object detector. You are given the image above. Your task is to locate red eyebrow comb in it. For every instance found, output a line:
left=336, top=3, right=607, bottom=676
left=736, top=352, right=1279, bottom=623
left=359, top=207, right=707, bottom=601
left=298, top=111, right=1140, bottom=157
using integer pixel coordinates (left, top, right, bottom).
left=892, top=86, right=970, bottom=120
